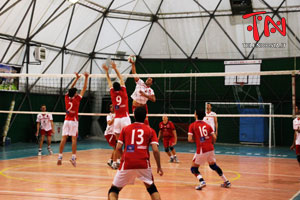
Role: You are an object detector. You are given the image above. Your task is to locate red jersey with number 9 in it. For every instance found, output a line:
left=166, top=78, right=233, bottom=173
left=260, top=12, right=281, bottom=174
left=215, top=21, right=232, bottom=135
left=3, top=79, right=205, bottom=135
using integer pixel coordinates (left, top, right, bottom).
left=188, top=120, right=214, bottom=153
left=110, top=86, right=129, bottom=118
left=118, top=122, right=159, bottom=170
left=65, top=94, right=82, bottom=121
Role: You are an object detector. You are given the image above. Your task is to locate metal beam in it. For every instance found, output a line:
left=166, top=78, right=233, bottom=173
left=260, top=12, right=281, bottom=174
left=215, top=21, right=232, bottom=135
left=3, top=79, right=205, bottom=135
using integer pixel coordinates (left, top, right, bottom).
left=0, top=0, right=22, bottom=16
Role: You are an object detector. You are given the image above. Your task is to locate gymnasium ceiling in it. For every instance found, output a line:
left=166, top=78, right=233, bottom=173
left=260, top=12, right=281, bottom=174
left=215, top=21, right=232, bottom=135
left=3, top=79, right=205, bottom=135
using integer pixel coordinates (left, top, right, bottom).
left=0, top=0, right=299, bottom=73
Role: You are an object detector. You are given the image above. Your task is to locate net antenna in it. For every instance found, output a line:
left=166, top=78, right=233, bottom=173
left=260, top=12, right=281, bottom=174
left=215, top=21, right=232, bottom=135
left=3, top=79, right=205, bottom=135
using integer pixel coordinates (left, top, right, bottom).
left=205, top=102, right=275, bottom=148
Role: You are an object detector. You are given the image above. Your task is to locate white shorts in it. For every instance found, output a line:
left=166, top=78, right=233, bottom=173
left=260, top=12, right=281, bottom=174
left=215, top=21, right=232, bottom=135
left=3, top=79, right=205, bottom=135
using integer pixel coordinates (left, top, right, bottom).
left=62, top=120, right=78, bottom=136
left=193, top=150, right=216, bottom=165
left=112, top=168, right=153, bottom=188
left=114, top=116, right=131, bottom=134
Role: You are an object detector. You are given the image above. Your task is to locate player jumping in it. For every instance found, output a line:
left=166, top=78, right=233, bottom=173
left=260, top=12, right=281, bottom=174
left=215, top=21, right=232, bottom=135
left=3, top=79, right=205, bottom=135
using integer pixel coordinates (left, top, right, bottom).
left=290, top=105, right=300, bottom=167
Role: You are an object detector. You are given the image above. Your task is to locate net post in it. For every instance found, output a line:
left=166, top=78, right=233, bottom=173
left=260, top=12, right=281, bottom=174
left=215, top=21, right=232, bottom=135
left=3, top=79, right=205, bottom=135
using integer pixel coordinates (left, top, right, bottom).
left=268, top=103, right=272, bottom=148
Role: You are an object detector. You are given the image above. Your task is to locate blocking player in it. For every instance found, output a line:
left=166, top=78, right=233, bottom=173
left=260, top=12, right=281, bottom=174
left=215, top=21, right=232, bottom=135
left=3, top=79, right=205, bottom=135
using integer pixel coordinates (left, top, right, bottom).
left=36, top=104, right=54, bottom=156
left=188, top=109, right=231, bottom=190
left=103, top=61, right=131, bottom=169
left=105, top=103, right=116, bottom=168
left=290, top=105, right=300, bottom=167
left=203, top=103, right=218, bottom=137
left=158, top=115, right=179, bottom=163
left=57, top=72, right=89, bottom=167
left=129, top=59, right=156, bottom=125
left=108, top=107, right=163, bottom=200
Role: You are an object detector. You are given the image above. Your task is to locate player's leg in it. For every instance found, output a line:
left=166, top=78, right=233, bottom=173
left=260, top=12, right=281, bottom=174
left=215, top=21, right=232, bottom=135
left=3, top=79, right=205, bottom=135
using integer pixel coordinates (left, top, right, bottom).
left=108, top=185, right=122, bottom=200
left=163, top=138, right=172, bottom=162
left=38, top=133, right=45, bottom=156
left=169, top=137, right=178, bottom=163
left=57, top=135, right=68, bottom=165
left=144, top=182, right=161, bottom=200
left=207, top=151, right=231, bottom=188
left=46, top=131, right=53, bottom=155
left=191, top=154, right=206, bottom=190
left=296, top=145, right=300, bottom=167
left=70, top=135, right=77, bottom=167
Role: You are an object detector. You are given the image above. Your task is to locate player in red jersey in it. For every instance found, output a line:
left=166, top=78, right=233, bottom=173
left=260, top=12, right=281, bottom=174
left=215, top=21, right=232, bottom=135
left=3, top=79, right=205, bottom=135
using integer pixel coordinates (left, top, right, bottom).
left=108, top=107, right=163, bottom=200
left=129, top=59, right=155, bottom=125
left=290, top=105, right=300, bottom=166
left=103, top=61, right=131, bottom=169
left=188, top=109, right=231, bottom=190
left=158, top=115, right=179, bottom=163
left=57, top=72, right=89, bottom=167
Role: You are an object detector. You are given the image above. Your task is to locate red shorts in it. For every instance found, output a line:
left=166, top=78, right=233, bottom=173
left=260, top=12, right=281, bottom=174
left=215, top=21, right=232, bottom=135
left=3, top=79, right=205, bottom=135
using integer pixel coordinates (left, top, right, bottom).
left=40, top=130, right=52, bottom=136
left=296, top=145, right=300, bottom=155
left=132, top=104, right=148, bottom=114
left=163, top=137, right=175, bottom=148
left=105, top=134, right=116, bottom=148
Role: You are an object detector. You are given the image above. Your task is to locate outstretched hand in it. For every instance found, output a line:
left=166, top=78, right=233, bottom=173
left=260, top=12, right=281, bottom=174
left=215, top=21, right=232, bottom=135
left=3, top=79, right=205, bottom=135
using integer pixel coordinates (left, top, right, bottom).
left=83, top=72, right=89, bottom=78
left=111, top=61, right=117, bottom=69
left=75, top=72, right=80, bottom=79
left=102, top=64, right=109, bottom=72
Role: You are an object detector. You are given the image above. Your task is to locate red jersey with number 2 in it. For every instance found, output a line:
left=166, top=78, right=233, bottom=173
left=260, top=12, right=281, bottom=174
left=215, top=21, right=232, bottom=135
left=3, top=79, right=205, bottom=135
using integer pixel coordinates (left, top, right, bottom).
left=118, top=122, right=159, bottom=170
left=110, top=86, right=129, bottom=118
left=65, top=94, right=82, bottom=121
left=188, top=120, right=214, bottom=153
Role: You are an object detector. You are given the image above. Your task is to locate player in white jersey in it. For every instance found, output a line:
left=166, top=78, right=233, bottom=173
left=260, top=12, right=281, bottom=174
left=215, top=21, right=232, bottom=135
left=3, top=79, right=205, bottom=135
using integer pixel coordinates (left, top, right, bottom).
left=36, top=104, right=54, bottom=156
left=105, top=103, right=117, bottom=168
left=203, top=103, right=218, bottom=137
left=129, top=59, right=156, bottom=125
left=290, top=105, right=300, bottom=166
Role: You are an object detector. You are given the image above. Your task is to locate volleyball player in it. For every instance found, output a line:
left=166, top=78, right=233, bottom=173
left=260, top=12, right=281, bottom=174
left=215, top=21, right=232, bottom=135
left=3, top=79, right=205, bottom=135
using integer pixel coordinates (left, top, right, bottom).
left=290, top=105, right=300, bottom=166
left=108, top=107, right=163, bottom=200
left=158, top=115, right=179, bottom=163
left=105, top=103, right=116, bottom=168
left=103, top=61, right=131, bottom=169
left=188, top=109, right=231, bottom=190
left=36, top=104, right=54, bottom=156
left=203, top=103, right=218, bottom=137
left=129, top=59, right=155, bottom=125
left=57, top=72, right=89, bottom=167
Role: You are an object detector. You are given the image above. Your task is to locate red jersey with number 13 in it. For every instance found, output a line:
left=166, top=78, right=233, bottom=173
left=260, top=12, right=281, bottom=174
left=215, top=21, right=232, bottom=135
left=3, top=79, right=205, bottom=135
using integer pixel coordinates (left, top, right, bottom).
left=188, top=120, right=214, bottom=153
left=110, top=86, right=129, bottom=118
left=65, top=94, right=82, bottom=121
left=118, top=122, right=159, bottom=170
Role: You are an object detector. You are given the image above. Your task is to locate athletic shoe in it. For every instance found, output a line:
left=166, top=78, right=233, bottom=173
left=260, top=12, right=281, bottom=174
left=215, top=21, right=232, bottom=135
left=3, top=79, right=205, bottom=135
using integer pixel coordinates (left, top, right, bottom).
left=57, top=157, right=62, bottom=166
left=174, top=156, right=179, bottom=163
left=221, top=180, right=231, bottom=188
left=48, top=148, right=53, bottom=155
left=169, top=157, right=174, bottom=163
left=70, top=158, right=76, bottom=167
left=107, top=160, right=113, bottom=167
left=195, top=181, right=206, bottom=190
left=112, top=162, right=118, bottom=170
left=38, top=151, right=42, bottom=156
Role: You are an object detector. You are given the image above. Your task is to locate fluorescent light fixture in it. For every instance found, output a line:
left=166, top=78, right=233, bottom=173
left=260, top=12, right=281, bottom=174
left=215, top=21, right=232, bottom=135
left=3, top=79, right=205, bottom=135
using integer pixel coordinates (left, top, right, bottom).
left=68, top=0, right=79, bottom=3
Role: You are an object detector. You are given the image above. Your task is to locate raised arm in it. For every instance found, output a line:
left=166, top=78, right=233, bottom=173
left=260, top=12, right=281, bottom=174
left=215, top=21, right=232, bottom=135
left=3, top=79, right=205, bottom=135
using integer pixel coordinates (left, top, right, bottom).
left=103, top=64, right=113, bottom=88
left=80, top=72, right=89, bottom=97
left=111, top=61, right=125, bottom=86
left=152, top=143, right=163, bottom=176
left=130, top=61, right=139, bottom=82
left=70, top=72, right=80, bottom=89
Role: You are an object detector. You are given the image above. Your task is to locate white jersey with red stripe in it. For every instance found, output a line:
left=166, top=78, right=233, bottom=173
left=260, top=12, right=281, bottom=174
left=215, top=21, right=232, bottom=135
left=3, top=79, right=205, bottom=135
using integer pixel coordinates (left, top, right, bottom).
left=293, top=118, right=300, bottom=145
left=36, top=113, right=53, bottom=131
left=203, top=111, right=216, bottom=131
left=131, top=79, right=154, bottom=105
left=104, top=113, right=115, bottom=136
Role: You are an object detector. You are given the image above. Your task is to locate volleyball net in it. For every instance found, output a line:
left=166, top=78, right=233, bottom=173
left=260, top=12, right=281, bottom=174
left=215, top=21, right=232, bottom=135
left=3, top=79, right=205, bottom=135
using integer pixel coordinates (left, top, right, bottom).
left=0, top=69, right=299, bottom=146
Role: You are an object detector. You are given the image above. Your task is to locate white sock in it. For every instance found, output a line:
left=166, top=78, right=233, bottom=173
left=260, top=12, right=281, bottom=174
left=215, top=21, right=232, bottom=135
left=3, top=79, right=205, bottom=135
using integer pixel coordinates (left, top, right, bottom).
left=72, top=154, right=76, bottom=159
left=197, top=174, right=203, bottom=181
left=221, top=175, right=227, bottom=182
left=58, top=154, right=63, bottom=159
left=117, top=159, right=120, bottom=163
left=170, top=155, right=174, bottom=159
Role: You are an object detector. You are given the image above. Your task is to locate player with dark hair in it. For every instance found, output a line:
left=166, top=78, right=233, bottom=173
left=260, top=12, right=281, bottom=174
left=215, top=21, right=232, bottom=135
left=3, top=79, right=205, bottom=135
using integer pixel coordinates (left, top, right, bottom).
left=158, top=115, right=179, bottom=163
left=108, top=106, right=163, bottom=200
left=290, top=105, right=300, bottom=167
left=203, top=103, right=218, bottom=137
left=103, top=61, right=131, bottom=169
left=36, top=104, right=54, bottom=156
left=129, top=59, right=155, bottom=125
left=57, top=72, right=89, bottom=167
left=188, top=109, right=231, bottom=190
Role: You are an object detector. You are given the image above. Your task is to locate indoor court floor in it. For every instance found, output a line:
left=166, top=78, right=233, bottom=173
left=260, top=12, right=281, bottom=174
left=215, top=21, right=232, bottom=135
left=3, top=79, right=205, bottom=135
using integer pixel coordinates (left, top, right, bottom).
left=0, top=140, right=299, bottom=200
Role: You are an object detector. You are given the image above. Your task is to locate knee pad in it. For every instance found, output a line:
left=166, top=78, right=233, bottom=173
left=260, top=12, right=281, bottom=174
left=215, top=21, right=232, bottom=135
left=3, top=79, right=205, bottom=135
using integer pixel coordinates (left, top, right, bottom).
left=191, top=167, right=200, bottom=175
left=147, top=184, right=158, bottom=195
left=169, top=146, right=174, bottom=151
left=209, top=163, right=223, bottom=176
left=165, top=147, right=169, bottom=152
left=297, top=155, right=300, bottom=163
left=108, top=186, right=120, bottom=195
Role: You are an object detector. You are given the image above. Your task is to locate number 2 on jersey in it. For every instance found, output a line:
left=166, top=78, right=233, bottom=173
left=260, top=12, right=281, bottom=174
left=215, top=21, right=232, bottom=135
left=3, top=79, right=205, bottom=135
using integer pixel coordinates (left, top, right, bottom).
left=131, top=129, right=144, bottom=145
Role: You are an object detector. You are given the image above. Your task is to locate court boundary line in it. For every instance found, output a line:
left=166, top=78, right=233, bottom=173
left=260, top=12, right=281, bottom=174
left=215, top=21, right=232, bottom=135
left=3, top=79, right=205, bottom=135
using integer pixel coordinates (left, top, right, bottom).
left=290, top=190, right=300, bottom=200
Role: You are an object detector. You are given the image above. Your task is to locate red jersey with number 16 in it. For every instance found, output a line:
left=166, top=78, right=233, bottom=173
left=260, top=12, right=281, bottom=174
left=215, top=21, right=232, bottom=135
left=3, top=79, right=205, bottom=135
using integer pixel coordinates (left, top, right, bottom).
left=188, top=120, right=214, bottom=154
left=118, top=122, right=159, bottom=170
left=110, top=86, right=129, bottom=118
left=65, top=94, right=82, bottom=121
